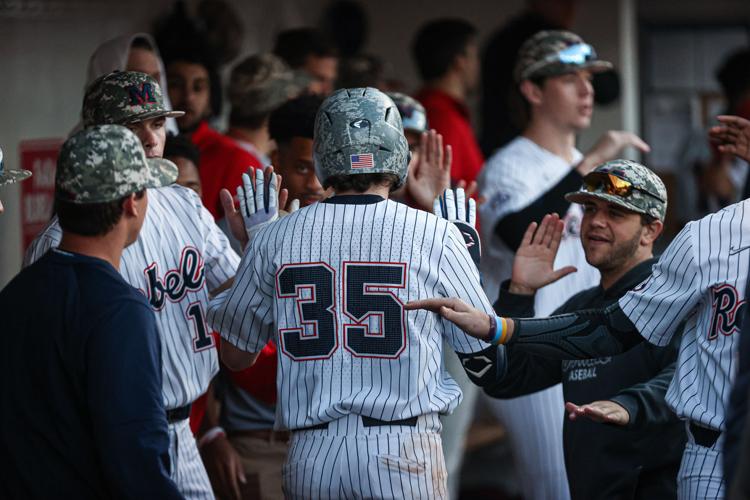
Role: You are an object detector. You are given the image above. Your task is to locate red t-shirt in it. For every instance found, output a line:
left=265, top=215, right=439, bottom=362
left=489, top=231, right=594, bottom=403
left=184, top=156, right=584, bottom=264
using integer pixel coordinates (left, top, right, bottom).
left=415, top=88, right=485, bottom=184
left=190, top=121, right=262, bottom=219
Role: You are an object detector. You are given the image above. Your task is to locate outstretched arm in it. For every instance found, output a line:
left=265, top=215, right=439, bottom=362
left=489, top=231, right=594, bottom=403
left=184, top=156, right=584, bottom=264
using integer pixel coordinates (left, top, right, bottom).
left=404, top=299, right=643, bottom=360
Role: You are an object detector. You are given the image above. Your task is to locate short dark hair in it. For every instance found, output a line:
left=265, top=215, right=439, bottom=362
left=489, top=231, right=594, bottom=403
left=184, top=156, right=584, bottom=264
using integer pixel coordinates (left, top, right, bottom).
left=412, top=18, right=477, bottom=81
left=56, top=191, right=145, bottom=237
left=269, top=94, right=324, bottom=145
left=164, top=134, right=200, bottom=167
left=325, top=173, right=400, bottom=193
left=273, top=28, right=338, bottom=68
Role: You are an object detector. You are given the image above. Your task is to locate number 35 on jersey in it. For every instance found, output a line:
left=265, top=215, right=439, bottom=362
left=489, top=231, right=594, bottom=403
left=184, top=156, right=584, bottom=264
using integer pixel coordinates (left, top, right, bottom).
left=276, top=261, right=407, bottom=361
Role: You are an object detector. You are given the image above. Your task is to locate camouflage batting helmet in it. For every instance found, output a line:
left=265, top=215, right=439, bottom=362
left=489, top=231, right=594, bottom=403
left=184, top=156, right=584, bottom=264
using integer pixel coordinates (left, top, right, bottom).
left=0, top=147, right=32, bottom=187
left=387, top=92, right=428, bottom=134
left=56, top=124, right=177, bottom=204
left=82, top=71, right=184, bottom=127
left=565, top=159, right=667, bottom=221
left=314, top=87, right=410, bottom=188
left=515, top=30, right=612, bottom=83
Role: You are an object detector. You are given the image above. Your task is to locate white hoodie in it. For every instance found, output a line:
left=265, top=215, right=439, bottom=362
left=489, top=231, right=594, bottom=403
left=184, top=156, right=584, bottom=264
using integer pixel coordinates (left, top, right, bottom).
left=80, top=33, right=179, bottom=135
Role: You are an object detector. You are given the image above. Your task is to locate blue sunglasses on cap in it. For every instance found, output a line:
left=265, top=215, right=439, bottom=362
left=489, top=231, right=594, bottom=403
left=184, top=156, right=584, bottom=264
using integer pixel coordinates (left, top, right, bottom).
left=521, top=43, right=598, bottom=80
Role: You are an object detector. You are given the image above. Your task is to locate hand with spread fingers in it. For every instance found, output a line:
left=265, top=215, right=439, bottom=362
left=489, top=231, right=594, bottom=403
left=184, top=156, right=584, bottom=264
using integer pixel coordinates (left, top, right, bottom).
left=565, top=400, right=630, bottom=426
left=433, top=187, right=480, bottom=266
left=509, top=213, right=577, bottom=295
left=219, top=166, right=289, bottom=249
left=709, top=115, right=750, bottom=163
left=407, top=130, right=453, bottom=211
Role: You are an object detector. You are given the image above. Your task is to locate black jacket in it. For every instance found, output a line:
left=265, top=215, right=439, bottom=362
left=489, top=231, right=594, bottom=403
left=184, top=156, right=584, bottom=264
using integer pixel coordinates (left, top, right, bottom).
left=486, top=258, right=685, bottom=500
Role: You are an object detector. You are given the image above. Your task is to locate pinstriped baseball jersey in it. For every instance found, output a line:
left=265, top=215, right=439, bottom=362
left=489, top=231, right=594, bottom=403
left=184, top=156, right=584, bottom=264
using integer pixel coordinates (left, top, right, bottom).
left=24, top=185, right=240, bottom=410
left=477, top=137, right=600, bottom=315
left=207, top=196, right=494, bottom=431
left=620, top=199, right=750, bottom=431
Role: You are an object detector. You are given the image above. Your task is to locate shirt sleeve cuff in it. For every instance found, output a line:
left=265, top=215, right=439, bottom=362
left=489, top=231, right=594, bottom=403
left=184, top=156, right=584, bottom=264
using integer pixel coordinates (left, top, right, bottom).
left=609, top=394, right=639, bottom=428
left=493, top=279, right=536, bottom=317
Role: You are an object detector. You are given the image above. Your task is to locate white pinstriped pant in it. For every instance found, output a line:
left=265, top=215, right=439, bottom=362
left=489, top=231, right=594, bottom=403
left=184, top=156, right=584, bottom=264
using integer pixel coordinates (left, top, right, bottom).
left=168, top=419, right=215, bottom=499
left=484, top=384, right=570, bottom=500
left=677, top=425, right=725, bottom=500
left=283, top=413, right=447, bottom=499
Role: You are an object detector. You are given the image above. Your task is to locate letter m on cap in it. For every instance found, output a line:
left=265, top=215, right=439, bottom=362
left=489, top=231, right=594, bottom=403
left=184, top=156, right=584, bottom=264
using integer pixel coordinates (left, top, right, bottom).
left=128, top=83, right=156, bottom=106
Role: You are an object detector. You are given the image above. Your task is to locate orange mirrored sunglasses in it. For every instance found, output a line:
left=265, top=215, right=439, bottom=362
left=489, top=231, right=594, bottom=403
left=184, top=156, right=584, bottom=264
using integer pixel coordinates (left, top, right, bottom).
left=583, top=172, right=665, bottom=203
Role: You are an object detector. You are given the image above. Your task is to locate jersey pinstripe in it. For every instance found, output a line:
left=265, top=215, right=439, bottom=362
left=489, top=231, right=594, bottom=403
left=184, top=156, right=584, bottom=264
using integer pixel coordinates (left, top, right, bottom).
left=24, top=185, right=240, bottom=410
left=477, top=136, right=600, bottom=314
left=620, top=199, right=750, bottom=431
left=207, top=198, right=494, bottom=431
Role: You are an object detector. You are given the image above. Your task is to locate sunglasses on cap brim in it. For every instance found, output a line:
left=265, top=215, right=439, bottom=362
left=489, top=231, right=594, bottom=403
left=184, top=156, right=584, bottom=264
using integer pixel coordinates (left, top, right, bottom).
left=583, top=172, right=665, bottom=203
left=523, top=43, right=599, bottom=80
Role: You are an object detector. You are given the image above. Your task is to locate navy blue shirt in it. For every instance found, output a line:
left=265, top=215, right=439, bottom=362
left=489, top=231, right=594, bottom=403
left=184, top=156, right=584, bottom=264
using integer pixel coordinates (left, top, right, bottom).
left=0, top=249, right=182, bottom=499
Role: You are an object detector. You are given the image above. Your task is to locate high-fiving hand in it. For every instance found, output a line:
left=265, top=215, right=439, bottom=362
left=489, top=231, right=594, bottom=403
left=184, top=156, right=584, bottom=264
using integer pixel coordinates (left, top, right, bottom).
left=433, top=187, right=480, bottom=266
left=220, top=166, right=294, bottom=250
left=406, top=130, right=453, bottom=211
left=509, top=213, right=577, bottom=295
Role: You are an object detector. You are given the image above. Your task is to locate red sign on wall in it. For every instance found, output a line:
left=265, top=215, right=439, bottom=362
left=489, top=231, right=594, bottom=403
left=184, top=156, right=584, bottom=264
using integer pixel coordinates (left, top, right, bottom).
left=19, top=139, right=63, bottom=252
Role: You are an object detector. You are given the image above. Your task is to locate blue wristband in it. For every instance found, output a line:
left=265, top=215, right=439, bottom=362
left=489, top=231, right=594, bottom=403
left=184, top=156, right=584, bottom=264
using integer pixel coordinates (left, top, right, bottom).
left=489, top=315, right=503, bottom=345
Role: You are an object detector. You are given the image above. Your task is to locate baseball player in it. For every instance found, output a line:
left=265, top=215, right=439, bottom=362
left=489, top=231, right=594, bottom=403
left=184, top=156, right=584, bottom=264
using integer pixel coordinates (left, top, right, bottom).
left=408, top=157, right=750, bottom=499
left=477, top=30, right=649, bottom=500
left=207, top=87, right=504, bottom=499
left=0, top=146, right=32, bottom=214
left=25, top=71, right=241, bottom=499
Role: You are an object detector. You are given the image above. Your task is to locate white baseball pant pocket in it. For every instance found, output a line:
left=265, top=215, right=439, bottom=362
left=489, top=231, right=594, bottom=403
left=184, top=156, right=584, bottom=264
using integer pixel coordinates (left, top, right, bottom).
left=677, top=430, right=725, bottom=500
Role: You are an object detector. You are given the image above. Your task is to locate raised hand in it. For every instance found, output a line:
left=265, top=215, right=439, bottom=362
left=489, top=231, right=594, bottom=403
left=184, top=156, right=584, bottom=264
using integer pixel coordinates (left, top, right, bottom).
left=709, top=115, right=750, bottom=163
left=219, top=166, right=288, bottom=250
left=565, top=400, right=630, bottom=426
left=406, top=130, right=453, bottom=211
left=509, top=213, right=577, bottom=295
left=433, top=187, right=480, bottom=265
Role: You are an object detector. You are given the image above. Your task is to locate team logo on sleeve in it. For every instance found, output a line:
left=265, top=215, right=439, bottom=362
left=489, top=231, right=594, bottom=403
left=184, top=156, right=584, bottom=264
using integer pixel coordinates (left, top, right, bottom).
left=144, top=246, right=206, bottom=310
left=707, top=283, right=746, bottom=340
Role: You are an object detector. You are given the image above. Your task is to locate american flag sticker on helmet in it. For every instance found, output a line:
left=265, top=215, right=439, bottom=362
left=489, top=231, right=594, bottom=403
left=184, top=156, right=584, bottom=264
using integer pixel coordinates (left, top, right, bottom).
left=350, top=153, right=374, bottom=169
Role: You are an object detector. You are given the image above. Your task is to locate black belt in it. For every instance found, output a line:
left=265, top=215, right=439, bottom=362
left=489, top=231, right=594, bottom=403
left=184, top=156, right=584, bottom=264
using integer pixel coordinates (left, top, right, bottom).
left=689, top=422, right=721, bottom=448
left=300, top=415, right=419, bottom=432
left=166, top=404, right=192, bottom=423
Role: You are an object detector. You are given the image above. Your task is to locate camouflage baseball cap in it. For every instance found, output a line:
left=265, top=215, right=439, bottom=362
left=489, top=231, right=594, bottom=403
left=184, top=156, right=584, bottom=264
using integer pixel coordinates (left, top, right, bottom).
left=56, top=124, right=177, bottom=204
left=0, top=147, right=32, bottom=187
left=314, top=87, right=410, bottom=188
left=565, top=159, right=667, bottom=221
left=514, top=30, right=612, bottom=83
left=82, top=71, right=184, bottom=127
left=387, top=92, right=428, bottom=133
left=229, top=54, right=308, bottom=118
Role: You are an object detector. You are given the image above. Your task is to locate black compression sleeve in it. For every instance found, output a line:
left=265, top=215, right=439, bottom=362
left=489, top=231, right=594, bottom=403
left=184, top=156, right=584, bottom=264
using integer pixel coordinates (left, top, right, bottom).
left=506, top=303, right=643, bottom=359
left=455, top=344, right=508, bottom=387
left=495, top=169, right=584, bottom=251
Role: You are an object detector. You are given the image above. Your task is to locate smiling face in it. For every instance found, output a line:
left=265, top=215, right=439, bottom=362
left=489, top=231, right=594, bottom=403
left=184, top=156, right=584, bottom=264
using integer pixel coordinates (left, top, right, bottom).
left=580, top=197, right=658, bottom=273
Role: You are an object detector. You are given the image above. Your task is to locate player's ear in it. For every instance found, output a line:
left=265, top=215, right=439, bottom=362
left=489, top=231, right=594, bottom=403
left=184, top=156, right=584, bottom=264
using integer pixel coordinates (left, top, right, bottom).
left=520, top=80, right=543, bottom=107
left=641, top=218, right=663, bottom=246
